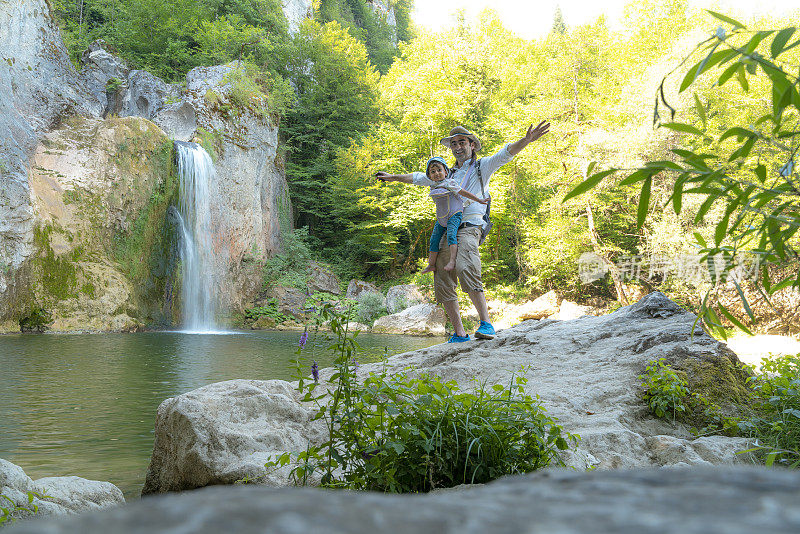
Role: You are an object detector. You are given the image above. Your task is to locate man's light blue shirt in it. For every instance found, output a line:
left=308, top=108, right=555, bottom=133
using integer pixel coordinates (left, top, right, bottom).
left=412, top=144, right=514, bottom=227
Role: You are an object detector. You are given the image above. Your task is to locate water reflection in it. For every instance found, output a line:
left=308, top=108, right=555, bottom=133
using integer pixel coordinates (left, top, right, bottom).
left=0, top=330, right=440, bottom=499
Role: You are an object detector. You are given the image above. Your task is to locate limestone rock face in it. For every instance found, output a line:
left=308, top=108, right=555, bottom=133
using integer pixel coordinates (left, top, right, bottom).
left=0, top=458, right=123, bottom=520
left=13, top=115, right=176, bottom=330
left=372, top=303, right=446, bottom=336
left=1, top=4, right=293, bottom=329
left=385, top=284, right=425, bottom=313
left=346, top=280, right=379, bottom=300
left=174, top=62, right=292, bottom=313
left=141, top=380, right=326, bottom=495
left=0, top=0, right=101, bottom=313
left=282, top=0, right=313, bottom=33
left=14, top=467, right=800, bottom=534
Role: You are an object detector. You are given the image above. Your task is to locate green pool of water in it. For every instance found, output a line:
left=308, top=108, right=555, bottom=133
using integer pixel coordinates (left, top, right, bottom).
left=0, top=330, right=441, bottom=499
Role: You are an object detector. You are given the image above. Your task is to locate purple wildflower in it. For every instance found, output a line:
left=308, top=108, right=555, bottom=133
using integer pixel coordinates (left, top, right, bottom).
left=299, top=328, right=308, bottom=349
left=311, top=360, right=319, bottom=383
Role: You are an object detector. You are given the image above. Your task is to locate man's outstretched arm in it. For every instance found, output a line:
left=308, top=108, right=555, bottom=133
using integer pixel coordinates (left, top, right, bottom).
left=507, top=121, right=550, bottom=156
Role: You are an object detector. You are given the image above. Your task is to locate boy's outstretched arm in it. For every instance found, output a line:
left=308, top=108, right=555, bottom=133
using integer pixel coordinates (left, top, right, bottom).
left=374, top=171, right=413, bottom=184
left=507, top=121, right=550, bottom=156
left=459, top=189, right=488, bottom=204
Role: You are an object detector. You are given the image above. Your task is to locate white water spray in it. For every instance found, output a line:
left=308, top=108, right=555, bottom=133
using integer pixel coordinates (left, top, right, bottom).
left=174, top=142, right=226, bottom=333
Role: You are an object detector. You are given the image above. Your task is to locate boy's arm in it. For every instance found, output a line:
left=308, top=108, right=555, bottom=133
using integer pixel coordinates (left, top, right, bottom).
left=459, top=189, right=488, bottom=204
left=374, top=171, right=413, bottom=184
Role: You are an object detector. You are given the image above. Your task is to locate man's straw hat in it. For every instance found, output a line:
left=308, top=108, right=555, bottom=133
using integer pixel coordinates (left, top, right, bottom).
left=440, top=126, right=482, bottom=153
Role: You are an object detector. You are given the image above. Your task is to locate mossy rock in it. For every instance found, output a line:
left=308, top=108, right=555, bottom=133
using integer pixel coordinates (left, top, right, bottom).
left=661, top=345, right=755, bottom=428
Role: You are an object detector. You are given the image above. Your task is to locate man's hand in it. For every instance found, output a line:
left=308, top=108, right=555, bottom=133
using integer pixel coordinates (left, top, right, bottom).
left=508, top=121, right=551, bottom=156
left=523, top=121, right=550, bottom=143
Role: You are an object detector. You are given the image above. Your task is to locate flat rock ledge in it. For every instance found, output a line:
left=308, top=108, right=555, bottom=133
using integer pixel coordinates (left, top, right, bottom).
left=12, top=467, right=800, bottom=534
left=141, top=293, right=760, bottom=496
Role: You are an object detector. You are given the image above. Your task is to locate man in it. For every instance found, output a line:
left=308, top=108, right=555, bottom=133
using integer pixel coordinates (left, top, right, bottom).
left=377, top=122, right=550, bottom=342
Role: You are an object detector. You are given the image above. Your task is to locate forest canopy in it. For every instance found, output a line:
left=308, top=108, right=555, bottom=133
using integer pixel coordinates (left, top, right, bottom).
left=51, top=1, right=800, bottom=318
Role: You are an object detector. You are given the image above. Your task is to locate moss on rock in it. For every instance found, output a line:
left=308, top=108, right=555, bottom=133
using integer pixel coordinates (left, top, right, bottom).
left=659, top=346, right=756, bottom=429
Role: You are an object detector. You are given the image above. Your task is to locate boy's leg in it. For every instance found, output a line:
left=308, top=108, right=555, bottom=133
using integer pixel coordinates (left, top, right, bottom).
left=421, top=251, right=438, bottom=274
left=443, top=213, right=462, bottom=272
left=423, top=223, right=446, bottom=274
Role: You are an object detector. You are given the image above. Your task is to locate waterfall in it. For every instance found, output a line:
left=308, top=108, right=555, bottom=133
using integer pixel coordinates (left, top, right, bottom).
left=174, top=142, right=226, bottom=333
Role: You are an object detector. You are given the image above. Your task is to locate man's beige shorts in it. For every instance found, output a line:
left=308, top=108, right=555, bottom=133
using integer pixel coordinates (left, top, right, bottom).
left=434, top=225, right=483, bottom=302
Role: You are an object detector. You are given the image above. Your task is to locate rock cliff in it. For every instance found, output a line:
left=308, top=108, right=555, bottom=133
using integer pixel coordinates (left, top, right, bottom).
left=0, top=3, right=292, bottom=331
left=0, top=0, right=101, bottom=327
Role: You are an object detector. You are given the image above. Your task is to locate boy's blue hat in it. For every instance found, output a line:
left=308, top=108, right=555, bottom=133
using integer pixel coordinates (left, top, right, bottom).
left=426, top=156, right=449, bottom=176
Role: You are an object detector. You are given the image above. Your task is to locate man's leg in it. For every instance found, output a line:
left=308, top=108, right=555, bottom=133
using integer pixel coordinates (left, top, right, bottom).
left=443, top=299, right=466, bottom=338
left=467, top=290, right=490, bottom=323
left=454, top=226, right=495, bottom=339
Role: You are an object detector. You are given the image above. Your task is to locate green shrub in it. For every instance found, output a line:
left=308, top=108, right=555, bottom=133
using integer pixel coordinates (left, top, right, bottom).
left=738, top=355, right=800, bottom=467
left=356, top=291, right=385, bottom=324
left=263, top=227, right=313, bottom=289
left=244, top=300, right=290, bottom=324
left=640, top=358, right=691, bottom=420
left=261, top=304, right=578, bottom=492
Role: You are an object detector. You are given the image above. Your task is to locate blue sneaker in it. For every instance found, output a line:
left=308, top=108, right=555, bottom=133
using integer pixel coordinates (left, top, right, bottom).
left=474, top=321, right=495, bottom=340
left=447, top=334, right=471, bottom=343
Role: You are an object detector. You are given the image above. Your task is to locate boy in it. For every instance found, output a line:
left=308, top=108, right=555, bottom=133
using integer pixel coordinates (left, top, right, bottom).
left=376, top=156, right=488, bottom=273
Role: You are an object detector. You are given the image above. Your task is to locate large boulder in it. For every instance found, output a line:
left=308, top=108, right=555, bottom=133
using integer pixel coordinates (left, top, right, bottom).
left=385, top=292, right=754, bottom=469
left=372, top=303, right=446, bottom=336
left=121, top=70, right=182, bottom=120
left=141, top=380, right=326, bottom=495
left=519, top=290, right=560, bottom=320
left=12, top=467, right=800, bottom=533
left=80, top=40, right=130, bottom=114
left=385, top=284, right=425, bottom=313
left=258, top=286, right=307, bottom=319
left=0, top=458, right=123, bottom=520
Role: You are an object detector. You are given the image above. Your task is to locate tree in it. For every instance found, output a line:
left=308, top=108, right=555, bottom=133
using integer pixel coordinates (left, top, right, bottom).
left=282, top=20, right=380, bottom=253
left=551, top=6, right=566, bottom=35
left=565, top=12, right=800, bottom=338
